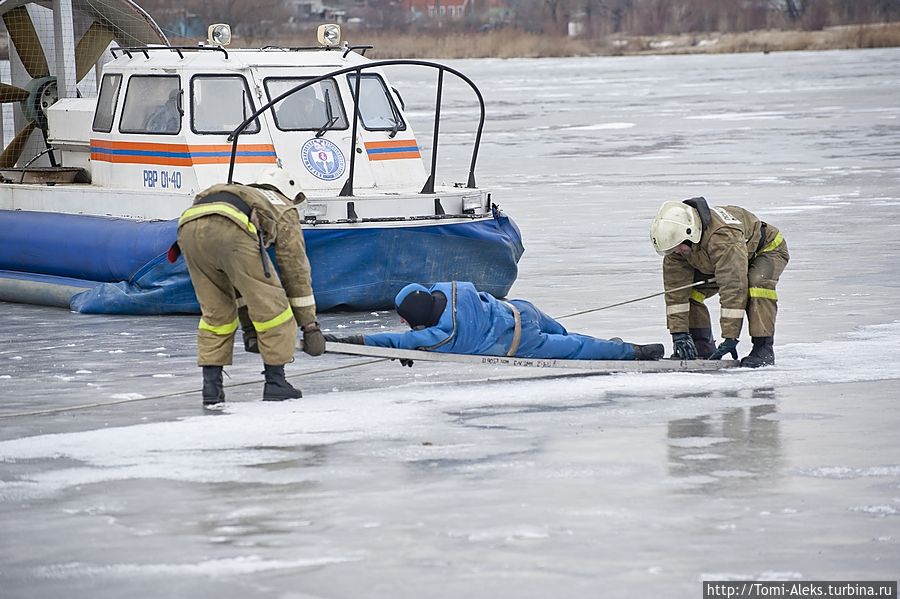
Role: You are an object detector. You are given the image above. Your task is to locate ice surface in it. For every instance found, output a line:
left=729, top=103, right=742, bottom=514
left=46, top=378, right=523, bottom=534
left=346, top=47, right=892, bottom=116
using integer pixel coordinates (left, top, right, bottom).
left=2, top=48, right=900, bottom=598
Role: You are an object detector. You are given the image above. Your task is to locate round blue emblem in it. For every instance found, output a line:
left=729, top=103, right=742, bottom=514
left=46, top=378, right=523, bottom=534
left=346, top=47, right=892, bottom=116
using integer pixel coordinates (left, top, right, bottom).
left=301, top=138, right=346, bottom=181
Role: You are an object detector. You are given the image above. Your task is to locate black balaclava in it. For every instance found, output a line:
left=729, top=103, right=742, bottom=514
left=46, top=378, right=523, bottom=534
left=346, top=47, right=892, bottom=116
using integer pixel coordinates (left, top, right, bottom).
left=395, top=285, right=447, bottom=329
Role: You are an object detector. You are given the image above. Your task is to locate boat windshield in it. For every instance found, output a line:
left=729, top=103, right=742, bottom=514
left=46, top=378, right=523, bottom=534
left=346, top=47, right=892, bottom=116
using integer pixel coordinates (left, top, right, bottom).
left=347, top=74, right=406, bottom=133
left=264, top=78, right=348, bottom=132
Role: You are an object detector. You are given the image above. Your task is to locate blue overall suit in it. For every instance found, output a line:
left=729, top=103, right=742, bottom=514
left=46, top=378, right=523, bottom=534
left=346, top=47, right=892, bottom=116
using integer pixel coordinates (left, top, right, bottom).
left=363, top=282, right=635, bottom=360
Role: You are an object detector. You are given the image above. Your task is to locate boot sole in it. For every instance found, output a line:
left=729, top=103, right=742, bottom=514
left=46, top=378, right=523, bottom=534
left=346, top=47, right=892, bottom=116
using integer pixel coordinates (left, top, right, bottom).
left=262, top=393, right=302, bottom=401
left=740, top=358, right=775, bottom=368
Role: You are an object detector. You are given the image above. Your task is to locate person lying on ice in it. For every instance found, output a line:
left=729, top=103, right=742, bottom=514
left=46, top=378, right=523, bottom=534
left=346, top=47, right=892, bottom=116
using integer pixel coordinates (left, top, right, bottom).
left=325, top=281, right=664, bottom=361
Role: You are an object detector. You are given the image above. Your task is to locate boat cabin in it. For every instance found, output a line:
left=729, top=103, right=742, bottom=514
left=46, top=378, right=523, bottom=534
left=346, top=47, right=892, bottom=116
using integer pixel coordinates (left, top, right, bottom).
left=49, top=44, right=427, bottom=203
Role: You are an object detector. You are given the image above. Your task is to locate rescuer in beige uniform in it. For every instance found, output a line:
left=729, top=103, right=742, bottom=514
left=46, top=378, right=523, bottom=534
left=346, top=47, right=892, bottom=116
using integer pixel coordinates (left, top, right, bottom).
left=173, top=166, right=325, bottom=406
left=649, top=197, right=789, bottom=368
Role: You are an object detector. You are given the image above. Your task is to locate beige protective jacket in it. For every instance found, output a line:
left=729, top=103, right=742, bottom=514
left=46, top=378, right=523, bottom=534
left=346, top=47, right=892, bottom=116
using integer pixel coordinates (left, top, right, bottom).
left=663, top=198, right=781, bottom=338
left=181, top=183, right=317, bottom=326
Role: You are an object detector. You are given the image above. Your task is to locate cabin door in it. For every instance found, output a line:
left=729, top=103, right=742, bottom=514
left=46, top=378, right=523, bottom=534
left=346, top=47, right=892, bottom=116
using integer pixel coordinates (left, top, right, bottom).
left=346, top=73, right=428, bottom=192
left=254, top=72, right=375, bottom=194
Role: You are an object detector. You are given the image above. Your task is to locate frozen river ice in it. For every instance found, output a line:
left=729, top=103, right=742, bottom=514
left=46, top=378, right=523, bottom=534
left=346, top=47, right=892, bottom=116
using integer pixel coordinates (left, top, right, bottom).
left=1, top=48, right=899, bottom=598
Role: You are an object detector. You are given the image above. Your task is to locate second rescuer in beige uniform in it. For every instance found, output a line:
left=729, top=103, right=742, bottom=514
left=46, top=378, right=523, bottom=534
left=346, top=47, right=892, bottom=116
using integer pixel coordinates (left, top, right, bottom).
left=650, top=197, right=789, bottom=368
left=174, top=166, right=324, bottom=406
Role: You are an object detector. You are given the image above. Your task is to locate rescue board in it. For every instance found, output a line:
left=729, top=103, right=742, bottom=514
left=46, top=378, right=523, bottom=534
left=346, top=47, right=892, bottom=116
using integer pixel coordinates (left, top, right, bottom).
left=326, top=342, right=740, bottom=373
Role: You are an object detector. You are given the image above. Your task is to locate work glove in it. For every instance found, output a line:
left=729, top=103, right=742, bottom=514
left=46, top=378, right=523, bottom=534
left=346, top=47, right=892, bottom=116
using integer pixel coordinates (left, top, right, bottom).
left=671, top=332, right=698, bottom=360
left=238, top=305, right=258, bottom=353
left=323, top=333, right=365, bottom=345
left=301, top=323, right=326, bottom=356
left=243, top=334, right=260, bottom=354
left=708, top=338, right=739, bottom=360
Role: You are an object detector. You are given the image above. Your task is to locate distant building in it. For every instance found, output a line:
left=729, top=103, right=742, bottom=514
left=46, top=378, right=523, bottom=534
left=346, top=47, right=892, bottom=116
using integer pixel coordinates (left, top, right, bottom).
left=406, top=0, right=469, bottom=20
left=152, top=8, right=205, bottom=37
left=283, top=0, right=328, bottom=21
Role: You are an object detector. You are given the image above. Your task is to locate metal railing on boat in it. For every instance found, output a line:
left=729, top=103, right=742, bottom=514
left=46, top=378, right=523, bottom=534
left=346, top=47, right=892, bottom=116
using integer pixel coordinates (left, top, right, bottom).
left=226, top=59, right=487, bottom=198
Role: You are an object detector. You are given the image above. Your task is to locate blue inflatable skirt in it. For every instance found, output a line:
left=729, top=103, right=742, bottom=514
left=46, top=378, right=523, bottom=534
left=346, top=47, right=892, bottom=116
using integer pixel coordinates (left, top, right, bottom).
left=0, top=209, right=524, bottom=315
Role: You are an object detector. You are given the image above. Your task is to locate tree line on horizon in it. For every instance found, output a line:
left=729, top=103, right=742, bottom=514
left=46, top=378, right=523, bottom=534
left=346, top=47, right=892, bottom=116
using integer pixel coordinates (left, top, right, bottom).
left=530, top=0, right=900, bottom=36
left=140, top=0, right=899, bottom=39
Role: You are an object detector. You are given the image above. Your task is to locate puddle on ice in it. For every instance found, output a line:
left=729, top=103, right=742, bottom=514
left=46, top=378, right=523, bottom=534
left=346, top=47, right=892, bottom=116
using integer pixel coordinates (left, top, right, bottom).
left=802, top=465, right=900, bottom=479
left=564, top=122, right=636, bottom=130
left=33, top=555, right=361, bottom=579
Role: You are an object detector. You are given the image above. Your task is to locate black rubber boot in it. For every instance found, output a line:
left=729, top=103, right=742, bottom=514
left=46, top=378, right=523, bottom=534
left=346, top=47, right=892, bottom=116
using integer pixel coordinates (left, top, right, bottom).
left=740, top=336, right=775, bottom=368
left=262, top=364, right=303, bottom=401
left=632, top=343, right=664, bottom=360
left=690, top=327, right=717, bottom=359
left=202, top=365, right=225, bottom=407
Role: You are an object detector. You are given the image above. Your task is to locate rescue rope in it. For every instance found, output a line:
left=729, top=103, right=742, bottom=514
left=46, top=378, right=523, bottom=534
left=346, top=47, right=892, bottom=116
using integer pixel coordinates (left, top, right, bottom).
left=0, top=358, right=387, bottom=420
left=556, top=278, right=716, bottom=320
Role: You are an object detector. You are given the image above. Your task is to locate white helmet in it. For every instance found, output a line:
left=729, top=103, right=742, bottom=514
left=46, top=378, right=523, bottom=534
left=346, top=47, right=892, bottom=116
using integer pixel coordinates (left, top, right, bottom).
left=254, top=166, right=304, bottom=202
left=650, top=201, right=702, bottom=256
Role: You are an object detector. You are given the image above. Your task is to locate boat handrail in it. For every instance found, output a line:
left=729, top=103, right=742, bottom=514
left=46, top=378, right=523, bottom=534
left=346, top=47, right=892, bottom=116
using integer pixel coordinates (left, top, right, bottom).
left=255, top=45, right=373, bottom=56
left=23, top=147, right=58, bottom=169
left=226, top=59, right=486, bottom=196
left=257, top=44, right=372, bottom=57
left=260, top=45, right=328, bottom=51
left=304, top=212, right=485, bottom=226
left=110, top=45, right=229, bottom=60
left=342, top=45, right=374, bottom=58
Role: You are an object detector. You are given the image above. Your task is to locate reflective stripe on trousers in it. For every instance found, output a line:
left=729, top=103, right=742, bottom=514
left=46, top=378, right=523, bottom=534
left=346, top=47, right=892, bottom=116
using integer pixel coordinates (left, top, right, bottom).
left=199, top=317, right=239, bottom=335
left=252, top=306, right=293, bottom=332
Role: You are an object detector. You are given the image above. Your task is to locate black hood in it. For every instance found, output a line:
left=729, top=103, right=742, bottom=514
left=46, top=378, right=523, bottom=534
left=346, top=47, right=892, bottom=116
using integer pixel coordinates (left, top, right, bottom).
left=682, top=196, right=712, bottom=230
left=397, top=290, right=448, bottom=329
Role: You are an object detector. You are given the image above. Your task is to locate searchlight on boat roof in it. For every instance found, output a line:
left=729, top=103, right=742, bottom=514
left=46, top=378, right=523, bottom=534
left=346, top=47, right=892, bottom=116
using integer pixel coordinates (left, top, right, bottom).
left=207, top=23, right=232, bottom=47
left=317, top=24, right=341, bottom=47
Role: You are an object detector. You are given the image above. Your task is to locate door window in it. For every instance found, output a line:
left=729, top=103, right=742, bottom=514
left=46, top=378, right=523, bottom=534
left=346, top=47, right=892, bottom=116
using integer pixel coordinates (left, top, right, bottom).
left=347, top=74, right=406, bottom=133
left=119, top=75, right=182, bottom=135
left=92, top=73, right=121, bottom=133
left=191, top=75, right=260, bottom=135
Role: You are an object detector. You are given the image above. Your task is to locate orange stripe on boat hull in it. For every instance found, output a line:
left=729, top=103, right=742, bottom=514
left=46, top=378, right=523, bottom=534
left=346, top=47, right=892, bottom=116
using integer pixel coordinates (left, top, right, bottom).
left=89, top=139, right=277, bottom=166
left=364, top=139, right=418, bottom=149
left=368, top=151, right=422, bottom=161
left=89, top=154, right=274, bottom=165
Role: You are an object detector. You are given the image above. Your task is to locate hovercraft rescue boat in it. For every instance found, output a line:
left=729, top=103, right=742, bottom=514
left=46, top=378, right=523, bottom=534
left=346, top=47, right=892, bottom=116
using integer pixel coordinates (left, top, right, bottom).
left=0, top=0, right=523, bottom=314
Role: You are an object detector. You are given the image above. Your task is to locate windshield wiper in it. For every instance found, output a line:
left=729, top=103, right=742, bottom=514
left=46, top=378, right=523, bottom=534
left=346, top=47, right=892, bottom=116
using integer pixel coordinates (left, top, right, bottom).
left=315, top=117, right=339, bottom=138
left=388, top=116, right=401, bottom=139
left=316, top=89, right=339, bottom=138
